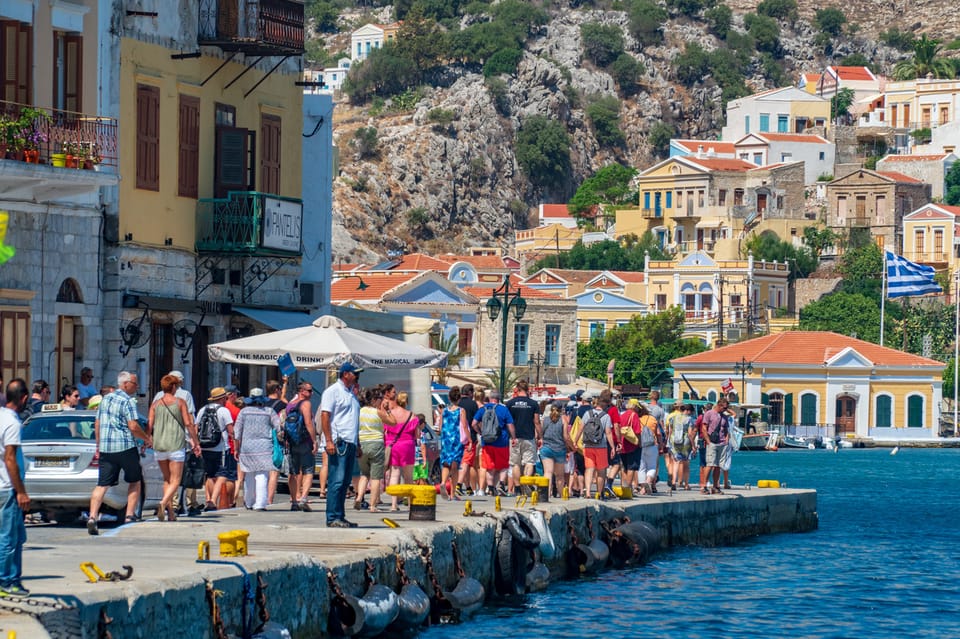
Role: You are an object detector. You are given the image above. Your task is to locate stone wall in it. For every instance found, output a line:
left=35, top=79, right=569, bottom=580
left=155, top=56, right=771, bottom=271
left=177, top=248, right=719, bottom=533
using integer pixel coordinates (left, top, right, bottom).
left=795, top=277, right=842, bottom=310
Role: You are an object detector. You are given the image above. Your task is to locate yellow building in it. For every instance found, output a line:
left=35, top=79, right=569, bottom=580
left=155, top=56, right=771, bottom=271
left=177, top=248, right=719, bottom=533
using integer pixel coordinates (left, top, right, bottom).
left=671, top=332, right=945, bottom=439
left=902, top=203, right=960, bottom=274
left=514, top=223, right=583, bottom=264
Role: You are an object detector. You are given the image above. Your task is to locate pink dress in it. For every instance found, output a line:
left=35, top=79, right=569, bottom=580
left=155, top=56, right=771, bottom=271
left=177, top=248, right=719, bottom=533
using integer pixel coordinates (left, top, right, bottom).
left=384, top=411, right=419, bottom=467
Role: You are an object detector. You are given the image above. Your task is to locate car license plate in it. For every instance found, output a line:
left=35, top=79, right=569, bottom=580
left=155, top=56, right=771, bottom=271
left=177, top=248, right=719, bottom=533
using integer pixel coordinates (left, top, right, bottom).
left=35, top=457, right=70, bottom=468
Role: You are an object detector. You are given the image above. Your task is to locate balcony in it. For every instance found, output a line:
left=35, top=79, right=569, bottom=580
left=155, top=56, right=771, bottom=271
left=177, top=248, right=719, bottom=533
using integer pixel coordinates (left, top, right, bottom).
left=196, top=191, right=302, bottom=256
left=0, top=100, right=117, bottom=168
left=198, top=0, right=305, bottom=55
left=641, top=208, right=663, bottom=219
left=846, top=217, right=870, bottom=228
left=904, top=252, right=950, bottom=265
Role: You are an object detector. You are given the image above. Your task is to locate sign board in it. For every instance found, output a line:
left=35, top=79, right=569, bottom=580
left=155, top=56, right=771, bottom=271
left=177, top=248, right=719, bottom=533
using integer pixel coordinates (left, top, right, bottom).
left=722, top=378, right=735, bottom=394
left=261, top=196, right=302, bottom=252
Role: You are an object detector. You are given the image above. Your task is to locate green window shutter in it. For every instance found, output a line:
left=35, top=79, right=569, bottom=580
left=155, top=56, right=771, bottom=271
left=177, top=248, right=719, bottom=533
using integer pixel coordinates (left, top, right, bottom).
left=784, top=393, right=793, bottom=425
left=760, top=392, right=769, bottom=422
left=800, top=394, right=817, bottom=425
left=907, top=396, right=924, bottom=428
left=875, top=395, right=891, bottom=428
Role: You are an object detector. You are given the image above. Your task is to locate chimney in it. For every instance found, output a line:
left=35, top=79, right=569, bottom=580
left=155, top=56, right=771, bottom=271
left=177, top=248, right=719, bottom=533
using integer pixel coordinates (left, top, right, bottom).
left=697, top=144, right=704, bottom=159
left=707, top=146, right=716, bottom=158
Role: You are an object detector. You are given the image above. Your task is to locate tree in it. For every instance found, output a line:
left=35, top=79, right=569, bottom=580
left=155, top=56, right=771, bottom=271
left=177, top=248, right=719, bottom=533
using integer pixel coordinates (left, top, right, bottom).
left=802, top=225, right=841, bottom=258
left=627, top=0, right=667, bottom=46
left=610, top=53, right=645, bottom=95
left=580, top=22, right=625, bottom=68
left=515, top=115, right=572, bottom=191
left=814, top=7, right=846, bottom=36
left=674, top=42, right=711, bottom=86
left=893, top=34, right=956, bottom=80
left=945, top=160, right=960, bottom=206
left=647, top=121, right=674, bottom=158
left=352, top=127, right=379, bottom=159
left=830, top=87, right=855, bottom=121
left=880, top=27, right=916, bottom=51
left=705, top=3, right=733, bottom=38
left=743, top=231, right=817, bottom=280
left=586, top=96, right=626, bottom=147
left=530, top=233, right=668, bottom=272
left=799, top=292, right=881, bottom=342
left=744, top=13, right=780, bottom=55
left=757, top=0, right=797, bottom=20
left=568, top=164, right=638, bottom=217
left=306, top=0, right=340, bottom=33
left=393, top=8, right=446, bottom=75
left=836, top=241, right=883, bottom=298
left=342, top=46, right=419, bottom=103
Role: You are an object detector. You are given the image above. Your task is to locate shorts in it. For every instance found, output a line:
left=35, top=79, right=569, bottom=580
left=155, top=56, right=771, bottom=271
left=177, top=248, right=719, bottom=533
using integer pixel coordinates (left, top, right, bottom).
left=705, top=442, right=724, bottom=467
left=461, top=442, right=477, bottom=467
left=413, top=464, right=428, bottom=481
left=201, top=449, right=225, bottom=478
left=620, top=449, right=641, bottom=472
left=97, top=448, right=143, bottom=486
left=358, top=440, right=385, bottom=480
left=217, top=454, right=238, bottom=481
left=481, top=445, right=509, bottom=471
left=538, top=445, right=567, bottom=464
left=509, top=439, right=537, bottom=467
left=287, top=444, right=316, bottom=476
left=698, top=442, right=707, bottom=468
left=155, top=449, right=186, bottom=462
left=583, top=447, right=609, bottom=471
left=574, top=452, right=585, bottom=475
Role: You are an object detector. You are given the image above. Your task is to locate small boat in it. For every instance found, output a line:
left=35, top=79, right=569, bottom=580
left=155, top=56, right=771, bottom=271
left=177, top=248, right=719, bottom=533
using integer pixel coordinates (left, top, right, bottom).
left=780, top=434, right=816, bottom=450
left=739, top=430, right=781, bottom=451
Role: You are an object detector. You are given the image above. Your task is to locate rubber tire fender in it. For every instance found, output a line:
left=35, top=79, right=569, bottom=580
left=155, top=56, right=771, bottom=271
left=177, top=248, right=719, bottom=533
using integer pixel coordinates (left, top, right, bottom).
left=503, top=513, right=541, bottom=551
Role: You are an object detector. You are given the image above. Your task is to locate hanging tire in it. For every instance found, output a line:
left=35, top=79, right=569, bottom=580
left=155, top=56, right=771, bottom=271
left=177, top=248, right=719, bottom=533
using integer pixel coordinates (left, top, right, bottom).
left=503, top=513, right=541, bottom=551
left=494, top=529, right=528, bottom=596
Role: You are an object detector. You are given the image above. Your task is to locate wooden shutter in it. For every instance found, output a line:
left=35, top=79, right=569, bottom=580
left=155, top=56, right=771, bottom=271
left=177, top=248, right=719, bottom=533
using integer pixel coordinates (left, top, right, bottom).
left=783, top=393, right=793, bottom=426
left=136, top=84, right=160, bottom=191
left=215, top=126, right=249, bottom=198
left=760, top=392, right=769, bottom=422
left=64, top=34, right=82, bottom=113
left=178, top=95, right=200, bottom=198
left=0, top=309, right=31, bottom=382
left=260, top=113, right=281, bottom=195
left=2, top=21, right=32, bottom=104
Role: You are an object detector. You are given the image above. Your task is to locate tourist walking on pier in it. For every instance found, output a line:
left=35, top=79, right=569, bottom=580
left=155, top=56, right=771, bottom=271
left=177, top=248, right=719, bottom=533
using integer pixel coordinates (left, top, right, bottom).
left=505, top=379, right=540, bottom=494
left=319, top=363, right=362, bottom=528
left=355, top=387, right=386, bottom=512
left=0, top=379, right=31, bottom=596
left=385, top=391, right=418, bottom=511
left=88, top=372, right=152, bottom=535
left=637, top=403, right=659, bottom=495
left=618, top=399, right=642, bottom=494
left=148, top=374, right=200, bottom=521
left=666, top=403, right=694, bottom=490
left=234, top=388, right=281, bottom=511
left=538, top=401, right=569, bottom=499
left=196, top=388, right=235, bottom=512
left=286, top=381, right=319, bottom=511
left=455, top=383, right=480, bottom=496
left=701, top=398, right=729, bottom=494
left=472, top=390, right=513, bottom=496
left=580, top=395, right=615, bottom=499
left=439, top=386, right=467, bottom=500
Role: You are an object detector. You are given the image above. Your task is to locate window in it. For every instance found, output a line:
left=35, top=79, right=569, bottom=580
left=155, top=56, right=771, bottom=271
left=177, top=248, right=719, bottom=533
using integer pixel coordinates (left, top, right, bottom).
left=876, top=195, right=886, bottom=220
left=136, top=84, right=160, bottom=191
left=781, top=153, right=792, bottom=162
left=53, top=31, right=82, bottom=112
left=260, top=113, right=281, bottom=195
left=819, top=151, right=825, bottom=161
left=643, top=192, right=650, bottom=209
left=0, top=309, right=31, bottom=382
left=914, top=230, right=924, bottom=256
left=458, top=328, right=473, bottom=354
left=800, top=393, right=817, bottom=425
left=665, top=191, right=672, bottom=208
left=356, top=42, right=361, bottom=57
left=545, top=325, right=560, bottom=366
left=837, top=195, right=847, bottom=219
left=769, top=392, right=784, bottom=424
left=589, top=322, right=605, bottom=341
left=655, top=294, right=667, bottom=310
left=734, top=189, right=744, bottom=206
left=214, top=103, right=254, bottom=198
left=745, top=115, right=750, bottom=134
left=875, top=395, right=892, bottom=428
left=178, top=95, right=200, bottom=198
left=907, top=395, right=924, bottom=428
left=677, top=191, right=683, bottom=208
left=935, top=229, right=944, bottom=258
left=698, top=190, right=704, bottom=208
left=513, top=324, right=529, bottom=365
left=1, top=21, right=32, bottom=104
left=753, top=152, right=763, bottom=165
left=730, top=294, right=741, bottom=307
left=718, top=189, right=726, bottom=206
left=777, top=114, right=788, bottom=132
left=759, top=113, right=770, bottom=132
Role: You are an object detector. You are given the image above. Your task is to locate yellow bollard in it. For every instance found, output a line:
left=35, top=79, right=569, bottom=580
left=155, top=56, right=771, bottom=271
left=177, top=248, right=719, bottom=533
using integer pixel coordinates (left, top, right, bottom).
left=385, top=484, right=438, bottom=520
left=494, top=495, right=502, bottom=512
left=612, top=486, right=633, bottom=499
left=218, top=530, right=249, bottom=557
left=530, top=490, right=539, bottom=506
left=519, top=476, right=550, bottom=502
left=562, top=486, right=570, bottom=500
left=232, top=530, right=250, bottom=556
left=463, top=500, right=473, bottom=516
left=197, top=541, right=210, bottom=561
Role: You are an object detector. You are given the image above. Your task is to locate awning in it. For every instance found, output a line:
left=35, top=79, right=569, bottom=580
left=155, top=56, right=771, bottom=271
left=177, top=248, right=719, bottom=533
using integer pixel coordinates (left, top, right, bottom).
left=234, top=307, right=313, bottom=331
left=695, top=219, right=724, bottom=228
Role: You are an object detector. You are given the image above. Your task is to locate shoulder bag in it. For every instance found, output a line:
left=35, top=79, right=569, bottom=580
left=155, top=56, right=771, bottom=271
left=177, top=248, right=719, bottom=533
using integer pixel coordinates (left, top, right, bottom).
left=384, top=412, right=412, bottom=468
left=155, top=399, right=187, bottom=452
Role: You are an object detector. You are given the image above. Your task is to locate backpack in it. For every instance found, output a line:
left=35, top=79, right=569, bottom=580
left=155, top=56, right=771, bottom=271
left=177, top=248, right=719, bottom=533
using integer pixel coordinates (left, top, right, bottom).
left=640, top=416, right=657, bottom=447
left=582, top=410, right=605, bottom=446
left=197, top=405, right=222, bottom=449
left=480, top=405, right=502, bottom=444
left=670, top=414, right=687, bottom=446
left=284, top=403, right=307, bottom=446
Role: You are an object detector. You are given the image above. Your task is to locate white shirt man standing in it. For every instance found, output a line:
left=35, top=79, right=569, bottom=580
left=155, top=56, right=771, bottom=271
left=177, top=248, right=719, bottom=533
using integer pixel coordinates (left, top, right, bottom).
left=319, top=362, right=362, bottom=528
left=0, top=379, right=30, bottom=596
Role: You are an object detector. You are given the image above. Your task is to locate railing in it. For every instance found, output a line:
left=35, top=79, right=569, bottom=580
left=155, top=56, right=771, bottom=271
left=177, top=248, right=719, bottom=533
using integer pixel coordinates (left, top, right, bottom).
left=0, top=99, right=117, bottom=168
left=196, top=191, right=302, bottom=255
left=905, top=251, right=950, bottom=263
left=641, top=208, right=662, bottom=219
left=198, top=0, right=304, bottom=54
left=846, top=217, right=870, bottom=228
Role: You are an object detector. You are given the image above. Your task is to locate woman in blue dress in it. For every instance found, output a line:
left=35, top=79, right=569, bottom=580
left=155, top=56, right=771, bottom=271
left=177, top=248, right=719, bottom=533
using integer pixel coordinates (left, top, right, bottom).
left=440, top=386, right=468, bottom=500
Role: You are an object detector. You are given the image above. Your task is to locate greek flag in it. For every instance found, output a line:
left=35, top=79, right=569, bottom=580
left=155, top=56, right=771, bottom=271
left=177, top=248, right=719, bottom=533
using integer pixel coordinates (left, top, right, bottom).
left=885, top=251, right=943, bottom=298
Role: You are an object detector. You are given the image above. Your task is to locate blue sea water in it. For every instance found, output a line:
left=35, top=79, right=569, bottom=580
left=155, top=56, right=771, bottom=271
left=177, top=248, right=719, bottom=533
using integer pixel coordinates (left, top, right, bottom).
left=420, top=448, right=960, bottom=638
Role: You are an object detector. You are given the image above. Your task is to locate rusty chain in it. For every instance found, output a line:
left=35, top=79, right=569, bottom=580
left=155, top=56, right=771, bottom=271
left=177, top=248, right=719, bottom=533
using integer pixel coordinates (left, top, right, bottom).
left=254, top=573, right=270, bottom=634
left=567, top=515, right=580, bottom=547
left=205, top=580, right=229, bottom=639
left=364, top=560, right=377, bottom=587
left=450, top=540, right=466, bottom=580
left=419, top=545, right=446, bottom=601
left=395, top=555, right=411, bottom=586
left=586, top=510, right=595, bottom=540
left=326, top=570, right=347, bottom=602
left=97, top=608, right=113, bottom=639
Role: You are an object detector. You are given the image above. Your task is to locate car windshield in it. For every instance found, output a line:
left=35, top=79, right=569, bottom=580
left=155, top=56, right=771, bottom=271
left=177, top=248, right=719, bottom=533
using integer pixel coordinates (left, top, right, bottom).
left=22, top=416, right=96, bottom=441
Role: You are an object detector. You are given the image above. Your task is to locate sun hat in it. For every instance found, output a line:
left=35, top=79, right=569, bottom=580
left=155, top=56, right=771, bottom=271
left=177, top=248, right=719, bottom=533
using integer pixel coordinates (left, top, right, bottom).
left=244, top=387, right=267, bottom=405
left=168, top=370, right=184, bottom=381
left=208, top=387, right=228, bottom=401
left=87, top=394, right=103, bottom=409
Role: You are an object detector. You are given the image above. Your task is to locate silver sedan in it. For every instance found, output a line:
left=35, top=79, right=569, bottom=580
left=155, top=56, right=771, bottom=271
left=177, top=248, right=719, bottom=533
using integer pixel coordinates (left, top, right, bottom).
left=22, top=408, right=163, bottom=522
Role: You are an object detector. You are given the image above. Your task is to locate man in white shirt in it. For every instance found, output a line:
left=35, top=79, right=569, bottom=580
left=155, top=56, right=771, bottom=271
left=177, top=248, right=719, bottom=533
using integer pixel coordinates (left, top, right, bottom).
left=319, top=362, right=362, bottom=528
left=195, top=388, right=235, bottom=511
left=0, top=379, right=31, bottom=597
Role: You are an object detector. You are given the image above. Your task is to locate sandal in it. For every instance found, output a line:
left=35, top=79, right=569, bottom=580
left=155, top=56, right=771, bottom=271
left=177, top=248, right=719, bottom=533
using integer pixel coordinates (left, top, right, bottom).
left=711, top=487, right=723, bottom=494
left=700, top=488, right=710, bottom=495
left=126, top=515, right=140, bottom=524
left=155, top=507, right=165, bottom=522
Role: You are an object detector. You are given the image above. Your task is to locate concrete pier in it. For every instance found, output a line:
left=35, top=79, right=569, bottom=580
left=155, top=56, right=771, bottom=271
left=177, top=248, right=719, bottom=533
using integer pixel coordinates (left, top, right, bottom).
left=1, top=487, right=817, bottom=638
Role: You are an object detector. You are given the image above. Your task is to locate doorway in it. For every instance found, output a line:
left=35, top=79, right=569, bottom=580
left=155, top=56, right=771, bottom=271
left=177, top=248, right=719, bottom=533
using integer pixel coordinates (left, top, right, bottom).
left=835, top=395, right=857, bottom=434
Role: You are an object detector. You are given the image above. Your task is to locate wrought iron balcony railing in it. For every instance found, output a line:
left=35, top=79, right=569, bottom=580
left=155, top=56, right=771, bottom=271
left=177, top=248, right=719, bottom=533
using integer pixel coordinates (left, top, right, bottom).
left=641, top=208, right=662, bottom=219
left=0, top=99, right=117, bottom=168
left=196, top=191, right=303, bottom=256
left=846, top=217, right=870, bottom=228
left=198, top=0, right=305, bottom=55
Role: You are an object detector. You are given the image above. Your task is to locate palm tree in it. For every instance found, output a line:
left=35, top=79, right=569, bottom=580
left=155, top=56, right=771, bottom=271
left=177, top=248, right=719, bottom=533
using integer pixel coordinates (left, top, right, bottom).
left=893, top=34, right=956, bottom=80
left=484, top=368, right=520, bottom=396
left=431, top=333, right=466, bottom=386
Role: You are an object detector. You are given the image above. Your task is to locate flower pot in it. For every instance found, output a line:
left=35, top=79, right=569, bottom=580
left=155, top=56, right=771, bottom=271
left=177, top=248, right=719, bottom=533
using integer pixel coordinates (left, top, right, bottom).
left=24, top=150, right=39, bottom=163
left=65, top=154, right=77, bottom=169
left=83, top=159, right=94, bottom=170
left=51, top=153, right=66, bottom=168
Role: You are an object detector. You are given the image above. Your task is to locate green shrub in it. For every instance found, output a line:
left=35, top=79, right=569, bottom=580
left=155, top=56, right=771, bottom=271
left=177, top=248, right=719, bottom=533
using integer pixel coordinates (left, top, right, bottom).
left=817, top=173, right=833, bottom=182
left=744, top=13, right=780, bottom=55
left=515, top=115, right=572, bottom=190
left=307, top=0, right=341, bottom=32
left=705, top=3, right=732, bottom=38
left=756, top=0, right=796, bottom=20
left=485, top=76, right=511, bottom=115
left=815, top=7, right=846, bottom=36
left=674, top=42, right=711, bottom=86
left=647, top=121, right=674, bottom=157
left=627, top=0, right=667, bottom=46
left=427, top=108, right=457, bottom=126
left=483, top=48, right=523, bottom=76
left=352, top=127, right=379, bottom=159
left=610, top=53, right=644, bottom=95
left=580, top=22, right=625, bottom=67
left=911, top=128, right=932, bottom=144
left=586, top=95, right=626, bottom=147
left=666, top=0, right=709, bottom=17
left=879, top=27, right=915, bottom=51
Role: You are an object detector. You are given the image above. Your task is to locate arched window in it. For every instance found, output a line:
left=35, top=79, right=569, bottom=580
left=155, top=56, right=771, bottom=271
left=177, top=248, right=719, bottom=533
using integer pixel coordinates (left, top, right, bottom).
left=707, top=390, right=717, bottom=402
left=800, top=393, right=817, bottom=425
left=907, top=395, right=924, bottom=428
left=875, top=395, right=892, bottom=428
left=769, top=392, right=784, bottom=425
left=56, top=278, right=83, bottom=303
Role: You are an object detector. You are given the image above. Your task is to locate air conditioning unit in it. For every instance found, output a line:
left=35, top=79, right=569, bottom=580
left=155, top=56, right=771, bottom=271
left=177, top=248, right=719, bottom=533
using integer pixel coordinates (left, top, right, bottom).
left=300, top=282, right=316, bottom=306
left=726, top=328, right=742, bottom=342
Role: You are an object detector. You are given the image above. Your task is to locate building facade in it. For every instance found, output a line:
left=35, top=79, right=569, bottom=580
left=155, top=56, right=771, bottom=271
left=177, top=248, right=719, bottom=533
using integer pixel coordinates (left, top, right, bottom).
left=721, top=87, right=831, bottom=141
left=901, top=203, right=960, bottom=273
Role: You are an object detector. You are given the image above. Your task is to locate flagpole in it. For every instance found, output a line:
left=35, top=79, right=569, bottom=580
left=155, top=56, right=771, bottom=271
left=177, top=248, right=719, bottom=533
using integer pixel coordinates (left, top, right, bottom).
left=954, top=270, right=958, bottom=437
left=880, top=251, right=887, bottom=346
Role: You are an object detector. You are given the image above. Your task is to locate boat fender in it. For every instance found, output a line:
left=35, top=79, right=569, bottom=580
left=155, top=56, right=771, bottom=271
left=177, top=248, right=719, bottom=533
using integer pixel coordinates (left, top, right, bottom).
left=251, top=621, right=292, bottom=639
left=355, top=584, right=399, bottom=637
left=443, top=576, right=485, bottom=616
left=613, top=521, right=660, bottom=563
left=328, top=592, right=365, bottom=637
left=503, top=513, right=541, bottom=551
left=586, top=538, right=610, bottom=569
left=527, top=510, right=556, bottom=560
left=525, top=561, right=551, bottom=592
left=390, top=583, right=430, bottom=631
left=757, top=480, right=780, bottom=488
left=494, top=529, right=528, bottom=596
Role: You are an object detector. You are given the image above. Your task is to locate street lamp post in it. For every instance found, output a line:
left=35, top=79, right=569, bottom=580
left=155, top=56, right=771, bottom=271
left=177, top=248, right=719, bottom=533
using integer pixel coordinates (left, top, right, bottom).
left=954, top=270, right=959, bottom=436
left=733, top=356, right=753, bottom=402
left=529, top=351, right=546, bottom=389
left=486, top=275, right=526, bottom=396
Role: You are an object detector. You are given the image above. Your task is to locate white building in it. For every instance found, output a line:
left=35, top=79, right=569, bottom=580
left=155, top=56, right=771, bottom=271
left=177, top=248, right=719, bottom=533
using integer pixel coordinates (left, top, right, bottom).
left=350, top=23, right=400, bottom=62
left=721, top=86, right=831, bottom=141
left=734, top=133, right=836, bottom=185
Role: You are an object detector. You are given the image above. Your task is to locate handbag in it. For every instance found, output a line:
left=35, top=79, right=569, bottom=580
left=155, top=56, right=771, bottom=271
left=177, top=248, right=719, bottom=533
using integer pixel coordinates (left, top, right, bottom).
left=454, top=408, right=471, bottom=446
left=385, top=412, right=412, bottom=465
left=181, top=452, right=206, bottom=488
left=620, top=424, right=639, bottom=446
left=271, top=429, right=284, bottom=469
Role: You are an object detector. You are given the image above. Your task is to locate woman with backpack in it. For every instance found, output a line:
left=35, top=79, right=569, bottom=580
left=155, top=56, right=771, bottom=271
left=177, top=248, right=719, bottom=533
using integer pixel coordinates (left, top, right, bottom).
left=538, top=401, right=569, bottom=499
left=637, top=403, right=660, bottom=495
left=354, top=387, right=387, bottom=512
left=667, top=403, right=695, bottom=490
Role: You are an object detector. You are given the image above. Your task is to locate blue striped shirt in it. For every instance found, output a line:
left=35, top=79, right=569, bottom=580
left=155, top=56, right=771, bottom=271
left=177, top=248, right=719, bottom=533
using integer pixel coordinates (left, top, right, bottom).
left=97, top=390, right=139, bottom=453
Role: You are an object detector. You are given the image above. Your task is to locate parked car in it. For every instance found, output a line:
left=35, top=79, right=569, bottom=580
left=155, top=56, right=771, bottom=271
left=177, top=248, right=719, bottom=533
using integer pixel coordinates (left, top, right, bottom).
left=21, top=407, right=163, bottom=522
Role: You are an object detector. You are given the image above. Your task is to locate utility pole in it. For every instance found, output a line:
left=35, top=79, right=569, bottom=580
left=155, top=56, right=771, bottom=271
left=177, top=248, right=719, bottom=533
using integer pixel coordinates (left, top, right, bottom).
left=717, top=276, right=724, bottom=347
left=555, top=227, right=561, bottom=269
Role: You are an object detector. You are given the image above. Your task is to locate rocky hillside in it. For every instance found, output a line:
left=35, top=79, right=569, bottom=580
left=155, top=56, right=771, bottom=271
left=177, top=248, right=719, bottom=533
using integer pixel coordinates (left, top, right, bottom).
left=324, top=1, right=959, bottom=264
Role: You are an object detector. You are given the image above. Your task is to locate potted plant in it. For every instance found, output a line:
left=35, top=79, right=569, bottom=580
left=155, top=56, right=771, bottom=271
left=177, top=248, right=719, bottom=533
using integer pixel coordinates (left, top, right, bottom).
left=0, top=114, right=14, bottom=158
left=83, top=143, right=101, bottom=170
left=62, top=141, right=80, bottom=168
left=17, top=107, right=51, bottom=163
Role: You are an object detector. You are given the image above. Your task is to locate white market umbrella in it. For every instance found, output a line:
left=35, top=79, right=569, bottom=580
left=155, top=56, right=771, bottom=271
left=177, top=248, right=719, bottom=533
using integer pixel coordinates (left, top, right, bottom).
left=207, top=315, right=448, bottom=370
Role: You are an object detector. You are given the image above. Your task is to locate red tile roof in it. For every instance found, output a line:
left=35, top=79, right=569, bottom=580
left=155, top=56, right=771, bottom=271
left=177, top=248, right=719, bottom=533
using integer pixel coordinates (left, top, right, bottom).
left=754, top=133, right=830, bottom=144
left=541, top=204, right=572, bottom=218
left=686, top=157, right=757, bottom=172
left=526, top=269, right=603, bottom=284
left=876, top=171, right=924, bottom=184
left=608, top=271, right=646, bottom=283
left=674, top=140, right=737, bottom=155
left=463, top=285, right=560, bottom=299
left=672, top=332, right=943, bottom=367
left=943, top=205, right=960, bottom=217
left=330, top=272, right=419, bottom=302
left=832, top=66, right=876, bottom=81
left=443, top=254, right=507, bottom=269
left=387, top=253, right=454, bottom=271
left=882, top=154, right=951, bottom=162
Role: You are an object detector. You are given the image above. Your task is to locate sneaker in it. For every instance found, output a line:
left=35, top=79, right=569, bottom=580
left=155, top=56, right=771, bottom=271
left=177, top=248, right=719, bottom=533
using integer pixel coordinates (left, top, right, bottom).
left=327, top=519, right=350, bottom=528
left=341, top=518, right=359, bottom=528
left=187, top=507, right=203, bottom=517
left=0, top=583, right=29, bottom=598
left=86, top=517, right=99, bottom=536
left=455, top=484, right=466, bottom=497
left=290, top=501, right=300, bottom=511
left=204, top=502, right=218, bottom=512
left=299, top=501, right=312, bottom=512
left=496, top=485, right=509, bottom=497
left=359, top=500, right=370, bottom=510
left=353, top=500, right=362, bottom=511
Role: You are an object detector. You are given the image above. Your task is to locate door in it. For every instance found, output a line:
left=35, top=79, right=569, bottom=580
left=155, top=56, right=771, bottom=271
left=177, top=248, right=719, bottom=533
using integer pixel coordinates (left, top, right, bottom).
left=55, top=316, right=77, bottom=391
left=697, top=229, right=704, bottom=250
left=150, top=323, right=174, bottom=401
left=757, top=193, right=767, bottom=213
left=835, top=395, right=856, bottom=434
left=907, top=395, right=924, bottom=428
